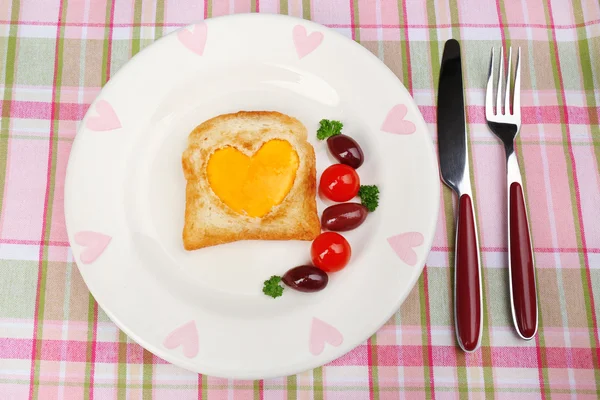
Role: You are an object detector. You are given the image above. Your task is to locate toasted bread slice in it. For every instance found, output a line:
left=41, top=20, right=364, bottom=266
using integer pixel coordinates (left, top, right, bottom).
left=182, top=111, right=321, bottom=250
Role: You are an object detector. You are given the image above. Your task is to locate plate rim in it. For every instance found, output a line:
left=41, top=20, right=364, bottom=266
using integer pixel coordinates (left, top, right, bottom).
left=64, top=12, right=441, bottom=379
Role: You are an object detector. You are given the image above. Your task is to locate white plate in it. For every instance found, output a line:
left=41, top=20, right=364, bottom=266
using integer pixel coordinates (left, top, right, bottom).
left=65, top=14, right=439, bottom=379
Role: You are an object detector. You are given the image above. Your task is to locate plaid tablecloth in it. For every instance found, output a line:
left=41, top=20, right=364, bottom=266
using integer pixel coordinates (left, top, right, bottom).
left=1, top=0, right=599, bottom=398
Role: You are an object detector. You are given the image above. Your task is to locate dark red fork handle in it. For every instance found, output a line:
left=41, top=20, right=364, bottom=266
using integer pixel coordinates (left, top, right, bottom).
left=455, top=194, right=482, bottom=352
left=509, top=182, right=537, bottom=339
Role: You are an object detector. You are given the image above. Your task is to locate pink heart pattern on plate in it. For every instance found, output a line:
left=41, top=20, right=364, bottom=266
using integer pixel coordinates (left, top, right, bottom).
left=309, top=317, right=343, bottom=355
left=293, top=25, right=324, bottom=59
left=74, top=231, right=111, bottom=264
left=178, top=23, right=207, bottom=56
left=163, top=321, right=199, bottom=358
left=387, top=232, right=424, bottom=266
left=85, top=100, right=121, bottom=131
left=381, top=104, right=416, bottom=135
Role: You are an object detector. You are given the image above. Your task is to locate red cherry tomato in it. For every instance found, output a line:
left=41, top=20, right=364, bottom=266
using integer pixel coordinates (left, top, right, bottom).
left=319, top=164, right=360, bottom=202
left=311, top=232, right=352, bottom=272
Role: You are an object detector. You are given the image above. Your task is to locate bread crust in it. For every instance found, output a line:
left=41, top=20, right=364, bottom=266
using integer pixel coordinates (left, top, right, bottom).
left=182, top=111, right=321, bottom=250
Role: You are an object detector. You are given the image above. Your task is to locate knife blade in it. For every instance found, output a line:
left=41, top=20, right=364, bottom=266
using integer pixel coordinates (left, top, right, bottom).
left=437, top=39, right=483, bottom=353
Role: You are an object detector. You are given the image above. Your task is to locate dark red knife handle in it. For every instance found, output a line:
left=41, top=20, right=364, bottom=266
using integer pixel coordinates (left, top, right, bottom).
left=509, top=182, right=537, bottom=339
left=455, top=194, right=481, bottom=352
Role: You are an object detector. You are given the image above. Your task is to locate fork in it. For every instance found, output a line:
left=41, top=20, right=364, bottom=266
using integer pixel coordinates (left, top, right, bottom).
left=485, top=47, right=538, bottom=340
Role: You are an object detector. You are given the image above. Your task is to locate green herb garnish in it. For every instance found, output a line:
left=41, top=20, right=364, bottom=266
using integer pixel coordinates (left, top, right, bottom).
left=263, top=275, right=284, bottom=298
left=317, top=119, right=343, bottom=140
left=359, top=185, right=380, bottom=212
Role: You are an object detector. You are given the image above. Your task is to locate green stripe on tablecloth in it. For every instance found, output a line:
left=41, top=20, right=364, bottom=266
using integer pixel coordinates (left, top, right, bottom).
left=313, top=366, right=324, bottom=400
left=101, top=0, right=111, bottom=88
left=83, top=298, right=95, bottom=400
left=369, top=335, right=380, bottom=400
left=537, top=308, right=551, bottom=399
left=417, top=276, right=432, bottom=400
left=103, top=0, right=114, bottom=81
left=0, top=134, right=73, bottom=141
left=351, top=0, right=360, bottom=42
left=117, top=331, right=127, bottom=399
left=31, top=0, right=68, bottom=398
left=0, top=0, right=20, bottom=219
left=203, top=375, right=208, bottom=398
left=155, top=0, right=165, bottom=39
left=142, top=350, right=153, bottom=399
left=396, top=0, right=410, bottom=89
left=286, top=375, right=297, bottom=400
left=279, top=0, right=288, bottom=15
left=572, top=0, right=600, bottom=390
left=207, top=0, right=213, bottom=18
left=302, top=0, right=311, bottom=20
left=253, top=380, right=260, bottom=399
left=131, top=0, right=142, bottom=56
left=198, top=375, right=207, bottom=399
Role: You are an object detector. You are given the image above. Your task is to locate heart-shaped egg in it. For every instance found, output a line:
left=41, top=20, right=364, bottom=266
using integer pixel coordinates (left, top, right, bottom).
left=207, top=139, right=299, bottom=217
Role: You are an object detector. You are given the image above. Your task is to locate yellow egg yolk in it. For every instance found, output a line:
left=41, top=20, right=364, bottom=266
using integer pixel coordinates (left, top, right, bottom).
left=207, top=139, right=300, bottom=217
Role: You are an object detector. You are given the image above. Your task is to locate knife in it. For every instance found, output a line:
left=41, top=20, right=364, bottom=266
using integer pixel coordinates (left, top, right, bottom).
left=437, top=39, right=483, bottom=352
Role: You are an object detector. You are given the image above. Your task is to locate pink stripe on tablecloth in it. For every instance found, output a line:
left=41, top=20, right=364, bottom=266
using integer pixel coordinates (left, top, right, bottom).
left=2, top=101, right=598, bottom=127
left=0, top=338, right=171, bottom=363
left=0, top=238, right=70, bottom=246
left=2, top=19, right=600, bottom=29
left=7, top=338, right=593, bottom=369
left=4, top=339, right=591, bottom=368
left=419, top=105, right=599, bottom=125
left=0, top=338, right=33, bottom=359
left=367, top=337, right=375, bottom=400
left=430, top=246, right=600, bottom=254
left=0, top=101, right=89, bottom=121
left=234, top=0, right=251, bottom=13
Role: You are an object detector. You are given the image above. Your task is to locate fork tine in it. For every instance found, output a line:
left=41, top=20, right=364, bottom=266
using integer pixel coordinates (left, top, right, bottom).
left=513, top=47, right=521, bottom=117
left=505, top=47, right=512, bottom=115
left=486, top=48, right=495, bottom=118
left=496, top=47, right=504, bottom=115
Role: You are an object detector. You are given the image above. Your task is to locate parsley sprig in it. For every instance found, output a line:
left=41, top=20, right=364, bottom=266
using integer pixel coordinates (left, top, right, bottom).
left=358, top=185, right=380, bottom=212
left=316, top=119, right=343, bottom=140
left=263, top=275, right=284, bottom=298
